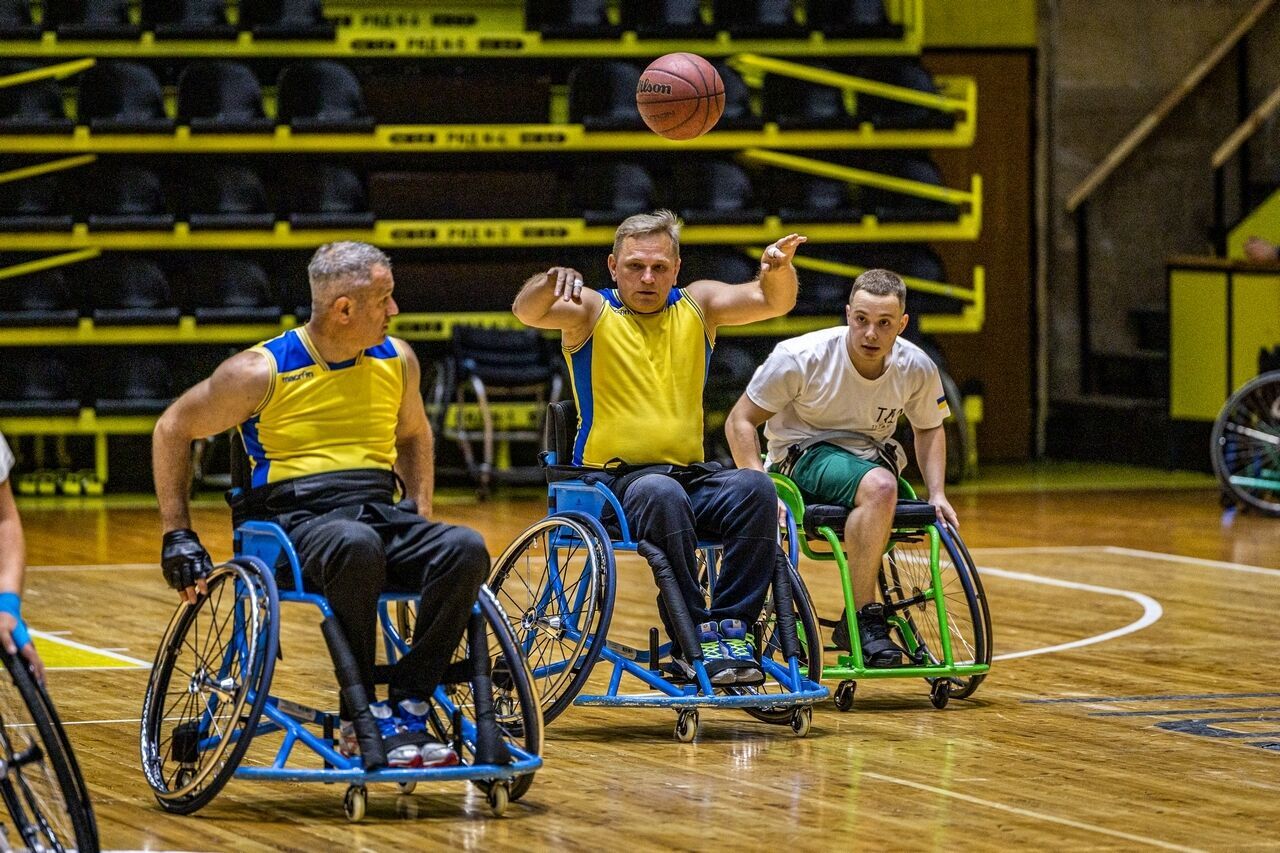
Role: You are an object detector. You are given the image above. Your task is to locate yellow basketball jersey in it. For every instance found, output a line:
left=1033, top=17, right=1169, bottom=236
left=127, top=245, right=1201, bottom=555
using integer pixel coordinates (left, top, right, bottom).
left=564, top=288, right=712, bottom=467
left=239, top=327, right=406, bottom=487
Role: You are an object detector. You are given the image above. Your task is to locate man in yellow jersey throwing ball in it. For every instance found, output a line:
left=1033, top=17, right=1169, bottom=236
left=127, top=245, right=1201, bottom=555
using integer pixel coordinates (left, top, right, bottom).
left=514, top=210, right=806, bottom=685
left=153, top=242, right=487, bottom=769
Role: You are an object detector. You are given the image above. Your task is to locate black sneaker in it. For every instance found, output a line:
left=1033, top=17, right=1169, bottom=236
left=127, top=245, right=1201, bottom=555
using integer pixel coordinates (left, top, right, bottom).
left=832, top=610, right=852, bottom=652
left=857, top=603, right=906, bottom=667
left=718, top=619, right=764, bottom=684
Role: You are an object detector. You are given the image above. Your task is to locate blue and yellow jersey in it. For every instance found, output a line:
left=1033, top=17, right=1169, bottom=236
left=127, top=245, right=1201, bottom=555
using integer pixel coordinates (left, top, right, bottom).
left=239, top=327, right=406, bottom=487
left=564, top=288, right=711, bottom=467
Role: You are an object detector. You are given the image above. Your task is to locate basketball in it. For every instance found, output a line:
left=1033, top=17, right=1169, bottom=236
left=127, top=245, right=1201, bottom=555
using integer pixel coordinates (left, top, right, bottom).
left=636, top=52, right=725, bottom=141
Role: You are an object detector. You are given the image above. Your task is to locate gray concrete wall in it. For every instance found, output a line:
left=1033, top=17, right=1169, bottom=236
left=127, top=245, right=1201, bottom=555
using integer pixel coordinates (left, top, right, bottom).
left=1046, top=0, right=1280, bottom=396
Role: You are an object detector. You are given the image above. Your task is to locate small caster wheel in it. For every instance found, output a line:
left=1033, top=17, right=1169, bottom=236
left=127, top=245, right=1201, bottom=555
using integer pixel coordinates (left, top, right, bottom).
left=398, top=781, right=417, bottom=795
left=174, top=767, right=196, bottom=790
left=834, top=680, right=856, bottom=712
left=486, top=782, right=509, bottom=817
left=930, top=679, right=950, bottom=709
left=674, top=709, right=699, bottom=743
left=344, top=784, right=367, bottom=822
left=789, top=705, right=812, bottom=738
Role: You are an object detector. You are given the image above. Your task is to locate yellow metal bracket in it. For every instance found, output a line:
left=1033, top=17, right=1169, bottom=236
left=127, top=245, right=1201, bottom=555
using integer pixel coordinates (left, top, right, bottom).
left=739, top=148, right=978, bottom=206
left=0, top=154, right=95, bottom=186
left=0, top=57, right=94, bottom=89
left=0, top=248, right=99, bottom=281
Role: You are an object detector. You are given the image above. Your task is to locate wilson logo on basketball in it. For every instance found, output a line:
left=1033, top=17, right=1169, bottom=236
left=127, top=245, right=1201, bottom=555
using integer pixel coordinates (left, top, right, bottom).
left=636, top=79, right=673, bottom=96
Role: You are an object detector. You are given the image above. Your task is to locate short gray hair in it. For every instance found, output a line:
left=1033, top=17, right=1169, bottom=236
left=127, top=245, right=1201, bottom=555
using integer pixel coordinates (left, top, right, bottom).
left=849, top=268, right=907, bottom=310
left=613, top=209, right=681, bottom=258
left=307, top=241, right=391, bottom=301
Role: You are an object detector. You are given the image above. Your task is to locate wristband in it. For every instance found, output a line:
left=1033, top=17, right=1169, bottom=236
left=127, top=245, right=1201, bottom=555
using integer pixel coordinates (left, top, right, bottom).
left=0, top=592, right=31, bottom=650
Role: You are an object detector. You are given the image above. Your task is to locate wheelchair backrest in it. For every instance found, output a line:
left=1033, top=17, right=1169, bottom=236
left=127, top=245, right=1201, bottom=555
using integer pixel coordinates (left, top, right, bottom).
left=230, top=428, right=250, bottom=492
left=544, top=398, right=577, bottom=464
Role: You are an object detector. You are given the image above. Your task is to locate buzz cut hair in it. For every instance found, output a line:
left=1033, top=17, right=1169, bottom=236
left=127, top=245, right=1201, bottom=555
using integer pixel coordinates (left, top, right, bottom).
left=612, top=209, right=682, bottom=258
left=849, top=268, right=907, bottom=310
left=307, top=241, right=392, bottom=295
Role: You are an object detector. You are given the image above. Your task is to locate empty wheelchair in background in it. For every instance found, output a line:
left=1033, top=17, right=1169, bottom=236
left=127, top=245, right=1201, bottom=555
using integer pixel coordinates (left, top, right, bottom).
left=139, top=446, right=543, bottom=821
left=430, top=326, right=563, bottom=498
left=770, top=472, right=991, bottom=710
left=487, top=401, right=826, bottom=742
left=0, top=648, right=98, bottom=851
left=1212, top=365, right=1280, bottom=517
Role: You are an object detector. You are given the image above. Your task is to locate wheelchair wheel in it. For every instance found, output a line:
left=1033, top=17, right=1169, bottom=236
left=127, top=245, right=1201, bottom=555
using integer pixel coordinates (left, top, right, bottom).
left=487, top=512, right=614, bottom=725
left=140, top=557, right=279, bottom=815
left=736, top=555, right=824, bottom=725
left=880, top=523, right=991, bottom=699
left=0, top=650, right=97, bottom=852
left=418, top=587, right=543, bottom=802
left=1211, top=370, right=1280, bottom=516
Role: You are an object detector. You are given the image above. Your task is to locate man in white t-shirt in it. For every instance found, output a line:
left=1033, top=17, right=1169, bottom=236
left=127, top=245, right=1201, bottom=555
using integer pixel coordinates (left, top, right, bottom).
left=725, top=268, right=957, bottom=666
left=0, top=432, right=45, bottom=682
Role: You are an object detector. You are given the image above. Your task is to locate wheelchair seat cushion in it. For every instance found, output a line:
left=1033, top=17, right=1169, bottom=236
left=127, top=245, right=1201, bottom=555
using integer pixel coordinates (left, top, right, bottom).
left=802, top=499, right=937, bottom=538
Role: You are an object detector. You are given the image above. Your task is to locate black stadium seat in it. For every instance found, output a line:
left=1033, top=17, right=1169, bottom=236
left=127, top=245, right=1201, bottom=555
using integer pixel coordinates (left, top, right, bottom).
left=177, top=61, right=273, bottom=133
left=86, top=166, right=175, bottom=231
left=568, top=62, right=645, bottom=130
left=808, top=0, right=903, bottom=39
left=185, top=165, right=276, bottom=230
left=712, top=0, right=806, bottom=38
left=620, top=0, right=715, bottom=39
left=526, top=0, right=622, bottom=39
left=239, top=0, right=336, bottom=40
left=571, top=162, right=654, bottom=225
left=94, top=350, right=175, bottom=415
left=75, top=62, right=174, bottom=134
left=852, top=58, right=955, bottom=130
left=89, top=257, right=181, bottom=325
left=141, top=0, right=236, bottom=40
left=43, top=0, right=139, bottom=39
left=0, top=268, right=79, bottom=327
left=0, top=351, right=79, bottom=416
left=189, top=256, right=281, bottom=324
left=672, top=160, right=764, bottom=225
left=0, top=172, right=74, bottom=230
left=277, top=61, right=374, bottom=133
left=0, top=0, right=39, bottom=39
left=0, top=63, right=74, bottom=134
left=287, top=165, right=375, bottom=229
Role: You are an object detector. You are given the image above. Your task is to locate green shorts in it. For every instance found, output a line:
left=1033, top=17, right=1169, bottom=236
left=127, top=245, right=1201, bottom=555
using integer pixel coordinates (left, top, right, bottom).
left=776, top=442, right=904, bottom=508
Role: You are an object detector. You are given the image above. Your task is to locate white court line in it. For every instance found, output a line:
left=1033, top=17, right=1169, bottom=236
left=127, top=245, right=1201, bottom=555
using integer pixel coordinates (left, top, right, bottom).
left=1101, top=546, right=1280, bottom=576
left=864, top=772, right=1203, bottom=852
left=29, top=563, right=155, bottom=572
left=979, top=566, right=1163, bottom=661
left=30, top=629, right=150, bottom=667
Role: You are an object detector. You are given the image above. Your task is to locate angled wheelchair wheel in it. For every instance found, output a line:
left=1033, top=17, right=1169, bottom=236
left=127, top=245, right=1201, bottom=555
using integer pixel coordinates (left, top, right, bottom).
left=140, top=557, right=279, bottom=815
left=0, top=650, right=97, bottom=852
left=412, top=587, right=543, bottom=803
left=1211, top=370, right=1280, bottom=516
left=487, top=512, right=614, bottom=725
left=736, top=555, right=823, bottom=726
left=880, top=523, right=991, bottom=700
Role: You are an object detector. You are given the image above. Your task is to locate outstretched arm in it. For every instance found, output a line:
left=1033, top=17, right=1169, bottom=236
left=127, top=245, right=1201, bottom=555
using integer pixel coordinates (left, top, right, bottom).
left=725, top=394, right=776, bottom=472
left=393, top=341, right=434, bottom=518
left=687, top=233, right=807, bottom=332
left=512, top=266, right=603, bottom=348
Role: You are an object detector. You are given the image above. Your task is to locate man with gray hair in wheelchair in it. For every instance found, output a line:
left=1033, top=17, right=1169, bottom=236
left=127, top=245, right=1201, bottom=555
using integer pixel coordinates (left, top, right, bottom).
left=725, top=268, right=958, bottom=667
left=153, top=241, right=489, bottom=769
left=514, top=209, right=807, bottom=685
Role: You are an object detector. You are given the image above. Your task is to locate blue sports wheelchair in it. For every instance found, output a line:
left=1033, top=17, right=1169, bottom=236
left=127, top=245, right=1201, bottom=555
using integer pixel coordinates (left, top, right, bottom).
left=487, top=401, right=826, bottom=742
left=139, top=448, right=543, bottom=821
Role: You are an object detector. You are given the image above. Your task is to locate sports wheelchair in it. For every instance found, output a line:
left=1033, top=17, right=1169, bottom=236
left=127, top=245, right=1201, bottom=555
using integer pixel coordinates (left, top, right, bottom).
left=1212, top=368, right=1280, bottom=516
left=771, top=471, right=991, bottom=710
left=487, top=401, right=827, bottom=743
left=139, top=501, right=543, bottom=821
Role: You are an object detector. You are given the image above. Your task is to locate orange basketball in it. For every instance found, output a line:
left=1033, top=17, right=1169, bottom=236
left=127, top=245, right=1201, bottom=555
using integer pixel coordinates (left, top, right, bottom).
left=636, top=52, right=725, bottom=141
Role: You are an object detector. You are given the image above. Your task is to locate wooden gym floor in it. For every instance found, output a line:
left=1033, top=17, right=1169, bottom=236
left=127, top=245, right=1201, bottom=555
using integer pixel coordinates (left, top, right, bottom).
left=12, top=467, right=1280, bottom=851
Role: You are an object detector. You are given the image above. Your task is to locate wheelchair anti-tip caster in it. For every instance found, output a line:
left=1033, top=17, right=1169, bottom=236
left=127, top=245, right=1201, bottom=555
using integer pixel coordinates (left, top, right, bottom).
left=834, top=680, right=856, bottom=712
left=397, top=781, right=417, bottom=795
left=485, top=781, right=509, bottom=817
left=929, top=679, right=950, bottom=709
left=675, top=709, right=699, bottom=743
left=344, top=784, right=367, bottom=822
left=789, top=706, right=812, bottom=737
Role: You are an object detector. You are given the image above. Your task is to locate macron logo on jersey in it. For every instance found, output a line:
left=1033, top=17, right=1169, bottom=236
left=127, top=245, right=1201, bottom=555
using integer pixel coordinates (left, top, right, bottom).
left=281, top=370, right=315, bottom=384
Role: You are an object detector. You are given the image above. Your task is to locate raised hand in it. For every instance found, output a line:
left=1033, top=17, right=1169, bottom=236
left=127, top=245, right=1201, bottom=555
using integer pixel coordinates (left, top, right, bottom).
left=546, top=266, right=587, bottom=302
left=760, top=233, right=808, bottom=274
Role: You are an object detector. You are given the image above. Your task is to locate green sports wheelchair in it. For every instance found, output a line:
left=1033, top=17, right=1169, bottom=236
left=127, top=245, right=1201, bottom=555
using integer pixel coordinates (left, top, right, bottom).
left=770, top=472, right=992, bottom=710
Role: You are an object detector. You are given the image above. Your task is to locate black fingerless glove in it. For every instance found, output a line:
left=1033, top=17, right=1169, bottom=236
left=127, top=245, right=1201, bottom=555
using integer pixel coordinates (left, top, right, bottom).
left=161, top=528, right=213, bottom=591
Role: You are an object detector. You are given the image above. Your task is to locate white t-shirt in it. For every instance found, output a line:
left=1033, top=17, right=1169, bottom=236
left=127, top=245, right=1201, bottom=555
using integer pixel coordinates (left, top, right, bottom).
left=746, top=328, right=949, bottom=471
left=0, top=432, right=13, bottom=484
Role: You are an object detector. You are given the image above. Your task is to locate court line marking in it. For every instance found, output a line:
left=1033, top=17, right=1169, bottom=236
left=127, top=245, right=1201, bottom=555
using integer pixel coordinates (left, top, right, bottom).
left=864, top=772, right=1204, bottom=852
left=1100, top=546, right=1280, bottom=576
left=29, top=563, right=155, bottom=572
left=30, top=629, right=150, bottom=667
left=979, top=566, right=1163, bottom=661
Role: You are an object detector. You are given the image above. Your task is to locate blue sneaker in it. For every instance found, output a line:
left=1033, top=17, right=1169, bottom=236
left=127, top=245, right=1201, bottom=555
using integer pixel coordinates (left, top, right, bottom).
left=369, top=700, right=423, bottom=768
left=396, top=699, right=459, bottom=768
left=718, top=619, right=764, bottom=684
left=671, top=622, right=737, bottom=686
